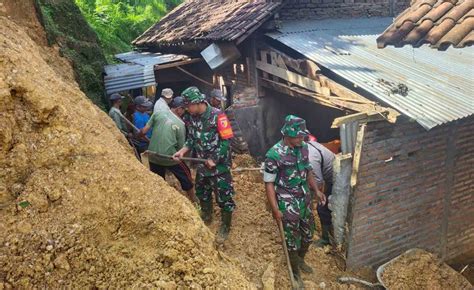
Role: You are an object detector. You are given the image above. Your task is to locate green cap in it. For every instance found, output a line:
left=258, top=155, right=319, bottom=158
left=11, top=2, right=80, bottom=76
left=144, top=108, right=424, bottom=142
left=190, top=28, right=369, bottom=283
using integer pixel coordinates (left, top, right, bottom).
left=182, top=86, right=205, bottom=104
left=281, top=115, right=310, bottom=137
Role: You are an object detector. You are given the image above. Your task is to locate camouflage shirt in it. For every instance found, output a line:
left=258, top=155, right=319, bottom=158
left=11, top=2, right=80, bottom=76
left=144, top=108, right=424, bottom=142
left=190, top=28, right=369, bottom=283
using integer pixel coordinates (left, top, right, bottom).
left=183, top=104, right=231, bottom=177
left=264, top=140, right=313, bottom=198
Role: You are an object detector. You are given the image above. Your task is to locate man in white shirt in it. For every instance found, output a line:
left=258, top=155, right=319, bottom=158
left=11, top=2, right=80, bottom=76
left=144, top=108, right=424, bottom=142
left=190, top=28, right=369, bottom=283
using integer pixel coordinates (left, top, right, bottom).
left=153, top=88, right=173, bottom=114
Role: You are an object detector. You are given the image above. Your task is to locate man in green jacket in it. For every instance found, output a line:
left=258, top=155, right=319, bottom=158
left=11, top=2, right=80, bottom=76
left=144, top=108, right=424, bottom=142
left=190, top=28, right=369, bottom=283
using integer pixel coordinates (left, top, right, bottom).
left=140, top=97, right=198, bottom=206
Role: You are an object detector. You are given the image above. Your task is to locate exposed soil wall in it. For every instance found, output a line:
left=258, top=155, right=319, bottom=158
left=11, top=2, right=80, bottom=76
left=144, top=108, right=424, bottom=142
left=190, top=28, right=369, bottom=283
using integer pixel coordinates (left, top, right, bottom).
left=0, top=16, right=249, bottom=288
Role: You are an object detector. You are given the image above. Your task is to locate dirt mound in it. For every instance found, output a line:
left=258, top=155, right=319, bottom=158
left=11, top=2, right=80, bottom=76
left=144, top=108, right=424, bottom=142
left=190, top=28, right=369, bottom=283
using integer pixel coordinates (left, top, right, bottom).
left=0, top=0, right=76, bottom=86
left=0, top=17, right=249, bottom=288
left=381, top=249, right=472, bottom=289
left=163, top=154, right=370, bottom=289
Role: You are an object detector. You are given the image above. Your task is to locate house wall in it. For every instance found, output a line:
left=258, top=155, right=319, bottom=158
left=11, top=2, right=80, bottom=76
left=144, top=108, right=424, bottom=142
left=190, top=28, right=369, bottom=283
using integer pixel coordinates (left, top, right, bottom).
left=346, top=116, right=474, bottom=269
left=280, top=0, right=411, bottom=20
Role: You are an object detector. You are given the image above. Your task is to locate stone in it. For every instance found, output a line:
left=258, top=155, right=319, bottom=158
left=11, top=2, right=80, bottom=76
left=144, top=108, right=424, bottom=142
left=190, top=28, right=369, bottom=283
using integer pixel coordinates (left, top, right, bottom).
left=46, top=189, right=62, bottom=202
left=53, top=254, right=70, bottom=271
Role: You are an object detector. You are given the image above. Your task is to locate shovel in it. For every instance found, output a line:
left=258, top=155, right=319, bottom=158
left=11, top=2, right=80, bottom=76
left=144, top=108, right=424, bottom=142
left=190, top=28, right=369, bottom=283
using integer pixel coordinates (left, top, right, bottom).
left=117, top=112, right=150, bottom=142
left=232, top=167, right=263, bottom=173
left=277, top=220, right=299, bottom=290
left=144, top=151, right=208, bottom=163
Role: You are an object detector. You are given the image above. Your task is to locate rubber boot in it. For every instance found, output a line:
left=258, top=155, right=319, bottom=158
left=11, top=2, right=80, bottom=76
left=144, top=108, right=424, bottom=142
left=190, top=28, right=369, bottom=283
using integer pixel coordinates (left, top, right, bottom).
left=200, top=200, right=213, bottom=225
left=216, top=210, right=232, bottom=243
left=298, top=242, right=314, bottom=274
left=289, top=251, right=305, bottom=289
left=313, top=223, right=330, bottom=248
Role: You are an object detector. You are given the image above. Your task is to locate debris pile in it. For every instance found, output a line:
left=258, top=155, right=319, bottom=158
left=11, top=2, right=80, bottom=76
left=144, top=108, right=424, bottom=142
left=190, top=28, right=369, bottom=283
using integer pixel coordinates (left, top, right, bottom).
left=0, top=17, right=249, bottom=288
left=381, top=249, right=472, bottom=289
left=185, top=154, right=367, bottom=289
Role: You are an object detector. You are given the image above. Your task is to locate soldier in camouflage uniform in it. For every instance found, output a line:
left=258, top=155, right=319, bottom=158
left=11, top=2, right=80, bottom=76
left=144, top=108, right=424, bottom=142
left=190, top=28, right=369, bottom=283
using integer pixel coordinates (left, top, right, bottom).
left=174, top=87, right=236, bottom=242
left=264, top=115, right=326, bottom=287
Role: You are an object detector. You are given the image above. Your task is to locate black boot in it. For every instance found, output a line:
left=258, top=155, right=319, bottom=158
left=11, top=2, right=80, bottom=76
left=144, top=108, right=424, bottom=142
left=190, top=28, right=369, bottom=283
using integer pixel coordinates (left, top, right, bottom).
left=200, top=200, right=213, bottom=225
left=216, top=210, right=232, bottom=243
left=298, top=242, right=314, bottom=274
left=289, top=251, right=305, bottom=289
left=313, top=223, right=330, bottom=248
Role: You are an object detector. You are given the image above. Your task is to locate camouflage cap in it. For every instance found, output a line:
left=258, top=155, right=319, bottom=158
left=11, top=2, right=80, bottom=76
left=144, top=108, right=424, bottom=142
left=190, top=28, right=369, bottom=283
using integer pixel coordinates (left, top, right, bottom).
left=182, top=86, right=205, bottom=104
left=281, top=115, right=310, bottom=137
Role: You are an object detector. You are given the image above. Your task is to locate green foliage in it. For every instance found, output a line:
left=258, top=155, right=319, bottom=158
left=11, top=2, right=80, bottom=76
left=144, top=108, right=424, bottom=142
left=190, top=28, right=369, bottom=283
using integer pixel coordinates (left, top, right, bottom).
left=75, top=0, right=182, bottom=62
left=36, top=0, right=108, bottom=109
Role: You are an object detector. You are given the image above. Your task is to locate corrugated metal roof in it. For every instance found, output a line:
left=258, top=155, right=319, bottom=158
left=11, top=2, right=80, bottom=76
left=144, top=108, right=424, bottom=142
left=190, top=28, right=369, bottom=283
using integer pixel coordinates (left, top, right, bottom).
left=104, top=52, right=188, bottom=94
left=267, top=17, right=474, bottom=130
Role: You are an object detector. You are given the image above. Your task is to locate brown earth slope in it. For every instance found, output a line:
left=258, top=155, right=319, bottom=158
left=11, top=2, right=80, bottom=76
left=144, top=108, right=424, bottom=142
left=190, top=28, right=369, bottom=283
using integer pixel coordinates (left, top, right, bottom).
left=166, top=155, right=372, bottom=289
left=0, top=17, right=249, bottom=288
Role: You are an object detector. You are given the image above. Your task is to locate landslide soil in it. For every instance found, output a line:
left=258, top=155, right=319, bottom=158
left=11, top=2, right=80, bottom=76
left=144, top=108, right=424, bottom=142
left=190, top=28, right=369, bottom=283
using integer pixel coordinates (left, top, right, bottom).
left=0, top=16, right=249, bottom=289
left=381, top=249, right=472, bottom=289
left=168, top=154, right=372, bottom=289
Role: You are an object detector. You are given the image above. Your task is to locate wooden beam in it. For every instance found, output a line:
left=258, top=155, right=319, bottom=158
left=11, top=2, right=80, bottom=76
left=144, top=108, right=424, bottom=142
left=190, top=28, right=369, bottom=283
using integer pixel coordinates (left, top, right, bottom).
left=319, top=75, right=371, bottom=104
left=175, top=67, right=213, bottom=87
left=331, top=111, right=386, bottom=128
left=246, top=57, right=251, bottom=85
left=261, top=77, right=398, bottom=121
left=155, top=58, right=201, bottom=70
left=319, top=75, right=400, bottom=122
left=267, top=46, right=320, bottom=77
left=256, top=60, right=327, bottom=95
left=260, top=78, right=340, bottom=110
left=259, top=51, right=269, bottom=80
left=351, top=123, right=366, bottom=189
left=304, top=60, right=321, bottom=80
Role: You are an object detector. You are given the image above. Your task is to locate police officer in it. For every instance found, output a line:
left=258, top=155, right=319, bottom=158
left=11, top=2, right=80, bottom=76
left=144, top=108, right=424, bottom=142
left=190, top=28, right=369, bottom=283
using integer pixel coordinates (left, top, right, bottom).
left=173, top=87, right=236, bottom=243
left=264, top=115, right=326, bottom=287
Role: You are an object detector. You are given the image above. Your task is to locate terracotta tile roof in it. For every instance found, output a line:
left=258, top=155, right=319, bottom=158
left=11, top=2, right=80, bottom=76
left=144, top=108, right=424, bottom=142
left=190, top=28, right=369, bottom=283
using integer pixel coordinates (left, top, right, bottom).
left=377, top=0, right=474, bottom=50
left=133, top=0, right=281, bottom=49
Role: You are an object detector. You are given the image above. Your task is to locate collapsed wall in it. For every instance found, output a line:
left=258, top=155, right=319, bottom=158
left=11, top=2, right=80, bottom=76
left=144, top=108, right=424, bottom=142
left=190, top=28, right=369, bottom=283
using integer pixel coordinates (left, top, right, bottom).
left=0, top=17, right=249, bottom=288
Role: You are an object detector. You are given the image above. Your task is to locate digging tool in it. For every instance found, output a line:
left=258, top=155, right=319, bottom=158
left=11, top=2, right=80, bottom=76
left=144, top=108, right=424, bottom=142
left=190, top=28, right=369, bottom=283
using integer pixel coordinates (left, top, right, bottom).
left=277, top=219, right=299, bottom=290
left=117, top=111, right=150, bottom=142
left=338, top=277, right=382, bottom=288
left=231, top=167, right=263, bottom=173
left=145, top=151, right=208, bottom=163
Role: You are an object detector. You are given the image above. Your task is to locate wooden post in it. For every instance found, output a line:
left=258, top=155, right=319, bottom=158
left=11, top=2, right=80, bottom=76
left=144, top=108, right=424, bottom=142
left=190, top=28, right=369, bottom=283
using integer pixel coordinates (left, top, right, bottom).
left=351, top=123, right=366, bottom=189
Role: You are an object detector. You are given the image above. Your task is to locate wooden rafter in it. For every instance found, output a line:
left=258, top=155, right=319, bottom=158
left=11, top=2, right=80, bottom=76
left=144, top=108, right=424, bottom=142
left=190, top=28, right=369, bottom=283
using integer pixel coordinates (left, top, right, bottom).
left=176, top=67, right=213, bottom=87
left=154, top=58, right=202, bottom=70
left=261, top=77, right=340, bottom=109
left=257, top=50, right=400, bottom=124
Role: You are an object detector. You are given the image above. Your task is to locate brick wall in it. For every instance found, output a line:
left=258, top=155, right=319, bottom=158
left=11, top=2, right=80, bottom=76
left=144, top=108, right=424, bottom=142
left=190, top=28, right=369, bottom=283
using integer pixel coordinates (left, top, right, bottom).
left=346, top=116, right=474, bottom=269
left=280, top=0, right=411, bottom=20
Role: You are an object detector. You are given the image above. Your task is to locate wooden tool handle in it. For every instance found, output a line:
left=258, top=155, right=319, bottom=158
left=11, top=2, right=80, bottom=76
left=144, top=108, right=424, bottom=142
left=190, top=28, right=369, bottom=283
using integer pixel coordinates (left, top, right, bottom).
left=117, top=112, right=150, bottom=142
left=145, top=151, right=208, bottom=163
left=277, top=219, right=298, bottom=289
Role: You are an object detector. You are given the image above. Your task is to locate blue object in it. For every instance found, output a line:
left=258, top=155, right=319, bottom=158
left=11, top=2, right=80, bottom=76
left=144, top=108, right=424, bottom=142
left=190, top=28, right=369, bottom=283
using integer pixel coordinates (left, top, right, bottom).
left=133, top=111, right=152, bottom=147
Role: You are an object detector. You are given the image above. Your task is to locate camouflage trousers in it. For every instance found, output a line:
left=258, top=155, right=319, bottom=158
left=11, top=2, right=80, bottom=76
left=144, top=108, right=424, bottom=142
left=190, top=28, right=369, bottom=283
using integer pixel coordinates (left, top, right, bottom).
left=196, top=171, right=236, bottom=212
left=278, top=193, right=315, bottom=251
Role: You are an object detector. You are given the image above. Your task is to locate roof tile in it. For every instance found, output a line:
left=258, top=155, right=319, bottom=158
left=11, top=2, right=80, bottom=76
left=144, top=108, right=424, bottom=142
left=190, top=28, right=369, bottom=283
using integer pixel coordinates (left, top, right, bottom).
left=378, top=0, right=474, bottom=50
left=134, top=0, right=280, bottom=49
